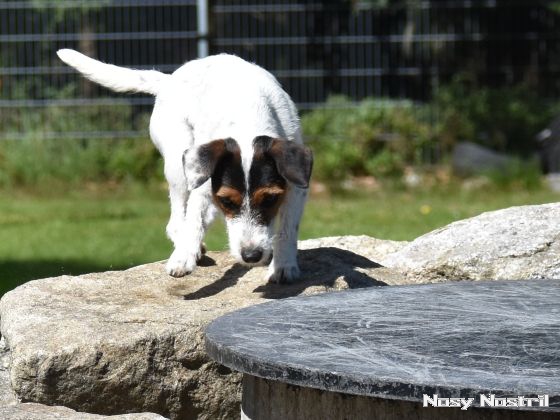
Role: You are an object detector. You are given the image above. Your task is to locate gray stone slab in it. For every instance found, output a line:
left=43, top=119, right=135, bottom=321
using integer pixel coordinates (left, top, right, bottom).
left=206, top=279, right=560, bottom=410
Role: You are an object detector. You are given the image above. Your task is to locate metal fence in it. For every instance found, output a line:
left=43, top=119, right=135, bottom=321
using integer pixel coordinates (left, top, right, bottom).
left=1, top=0, right=559, bottom=141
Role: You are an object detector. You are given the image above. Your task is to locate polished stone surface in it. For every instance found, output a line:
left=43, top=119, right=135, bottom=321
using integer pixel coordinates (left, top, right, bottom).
left=205, top=279, right=560, bottom=410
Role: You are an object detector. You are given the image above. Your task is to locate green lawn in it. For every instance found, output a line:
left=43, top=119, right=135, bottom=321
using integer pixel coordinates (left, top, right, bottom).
left=1, top=183, right=559, bottom=296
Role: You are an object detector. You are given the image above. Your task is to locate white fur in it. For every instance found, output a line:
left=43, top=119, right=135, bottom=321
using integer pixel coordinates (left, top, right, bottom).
left=57, top=49, right=165, bottom=95
left=57, top=49, right=307, bottom=282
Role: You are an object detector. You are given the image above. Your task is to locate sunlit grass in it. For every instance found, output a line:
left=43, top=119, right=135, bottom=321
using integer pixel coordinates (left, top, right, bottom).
left=303, top=186, right=560, bottom=241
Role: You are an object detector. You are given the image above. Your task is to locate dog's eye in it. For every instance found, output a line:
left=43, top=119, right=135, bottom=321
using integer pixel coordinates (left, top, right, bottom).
left=219, top=196, right=239, bottom=210
left=261, top=194, right=280, bottom=208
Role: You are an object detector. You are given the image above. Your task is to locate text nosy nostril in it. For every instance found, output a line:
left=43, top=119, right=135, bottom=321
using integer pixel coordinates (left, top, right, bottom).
left=241, top=248, right=263, bottom=263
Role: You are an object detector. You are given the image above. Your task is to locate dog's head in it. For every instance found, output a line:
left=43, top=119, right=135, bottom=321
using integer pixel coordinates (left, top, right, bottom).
left=182, top=135, right=313, bottom=266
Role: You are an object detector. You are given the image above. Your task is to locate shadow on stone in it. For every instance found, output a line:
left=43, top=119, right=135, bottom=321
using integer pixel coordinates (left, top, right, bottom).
left=255, top=247, right=387, bottom=299
left=182, top=263, right=251, bottom=300
left=196, top=255, right=217, bottom=267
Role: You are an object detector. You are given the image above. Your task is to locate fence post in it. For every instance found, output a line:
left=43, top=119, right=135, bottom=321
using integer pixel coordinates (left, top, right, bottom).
left=197, top=0, right=209, bottom=58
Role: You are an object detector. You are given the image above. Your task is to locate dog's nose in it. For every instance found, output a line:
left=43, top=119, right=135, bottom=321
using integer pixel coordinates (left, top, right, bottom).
left=241, top=248, right=263, bottom=263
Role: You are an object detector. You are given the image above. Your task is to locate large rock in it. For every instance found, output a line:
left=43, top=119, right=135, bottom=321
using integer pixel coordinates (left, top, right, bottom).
left=385, top=203, right=560, bottom=282
left=0, top=236, right=407, bottom=420
left=0, top=338, right=17, bottom=407
left=0, top=404, right=166, bottom=420
left=1, top=340, right=167, bottom=419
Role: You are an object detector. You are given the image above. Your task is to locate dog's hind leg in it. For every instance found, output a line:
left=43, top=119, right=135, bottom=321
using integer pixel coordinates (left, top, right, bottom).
left=267, top=186, right=308, bottom=284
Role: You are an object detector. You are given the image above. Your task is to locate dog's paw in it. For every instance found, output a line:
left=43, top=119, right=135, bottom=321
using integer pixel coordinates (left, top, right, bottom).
left=166, top=250, right=197, bottom=278
left=267, top=264, right=301, bottom=284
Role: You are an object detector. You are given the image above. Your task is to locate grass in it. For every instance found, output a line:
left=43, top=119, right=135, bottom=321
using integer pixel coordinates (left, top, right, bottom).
left=303, top=185, right=560, bottom=240
left=1, top=181, right=559, bottom=296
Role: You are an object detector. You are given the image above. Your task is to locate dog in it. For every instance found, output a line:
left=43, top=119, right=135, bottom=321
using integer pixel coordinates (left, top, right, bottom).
left=57, top=49, right=312, bottom=284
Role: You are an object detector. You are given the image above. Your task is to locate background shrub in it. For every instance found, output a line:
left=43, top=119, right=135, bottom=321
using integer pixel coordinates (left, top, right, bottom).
left=483, top=158, right=543, bottom=191
left=0, top=138, right=163, bottom=188
left=302, top=78, right=559, bottom=182
left=2, top=78, right=557, bottom=187
left=0, top=83, right=163, bottom=187
left=302, top=96, right=435, bottom=181
left=433, top=75, right=559, bottom=155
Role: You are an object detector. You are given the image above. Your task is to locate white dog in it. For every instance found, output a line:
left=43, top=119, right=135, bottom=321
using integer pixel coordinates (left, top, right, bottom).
left=57, top=49, right=312, bottom=284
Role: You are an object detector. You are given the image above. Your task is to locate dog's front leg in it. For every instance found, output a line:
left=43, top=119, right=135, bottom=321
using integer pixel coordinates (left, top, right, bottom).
left=267, top=187, right=308, bottom=284
left=166, top=184, right=211, bottom=277
left=163, top=154, right=191, bottom=276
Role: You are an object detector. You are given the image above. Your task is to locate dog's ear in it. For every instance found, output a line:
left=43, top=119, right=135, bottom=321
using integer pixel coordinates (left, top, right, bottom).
left=183, top=138, right=239, bottom=190
left=254, top=136, right=313, bottom=188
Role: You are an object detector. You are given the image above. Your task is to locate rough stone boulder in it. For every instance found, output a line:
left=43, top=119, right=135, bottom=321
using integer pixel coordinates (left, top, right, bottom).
left=0, top=404, right=167, bottom=420
left=0, top=236, right=407, bottom=420
left=0, top=338, right=17, bottom=408
left=385, top=203, right=560, bottom=282
left=0, top=338, right=166, bottom=419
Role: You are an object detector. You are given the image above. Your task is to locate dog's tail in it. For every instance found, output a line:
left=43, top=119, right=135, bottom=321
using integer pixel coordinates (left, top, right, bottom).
left=57, top=49, right=168, bottom=96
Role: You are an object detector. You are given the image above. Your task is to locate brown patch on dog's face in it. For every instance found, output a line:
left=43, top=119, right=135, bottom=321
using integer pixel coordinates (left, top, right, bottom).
left=206, top=137, right=286, bottom=226
left=250, top=185, right=286, bottom=224
left=215, top=186, right=243, bottom=218
left=249, top=140, right=287, bottom=225
left=203, top=136, right=308, bottom=227
left=207, top=139, right=245, bottom=218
